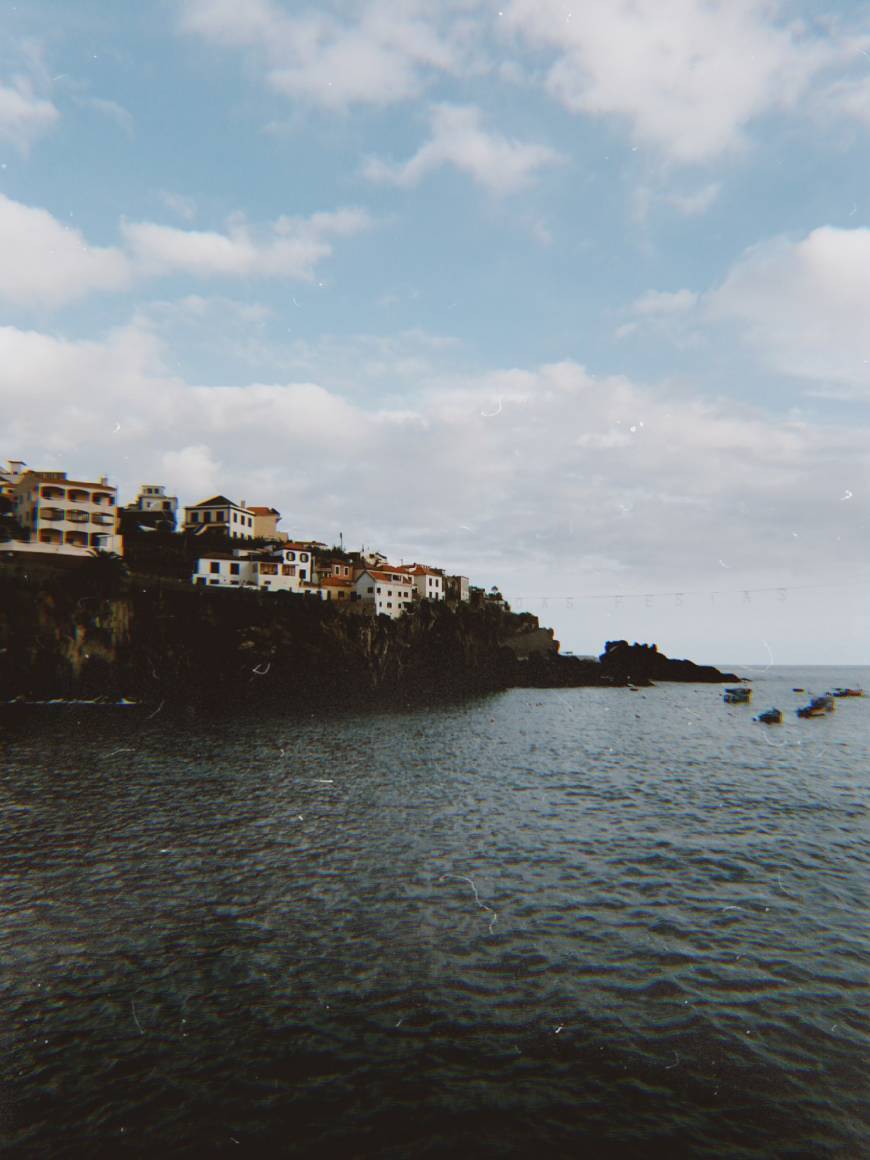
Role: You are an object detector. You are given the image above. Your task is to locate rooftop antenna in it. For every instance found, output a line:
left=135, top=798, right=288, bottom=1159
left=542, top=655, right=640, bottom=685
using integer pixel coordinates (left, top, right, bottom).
left=339, top=530, right=344, bottom=551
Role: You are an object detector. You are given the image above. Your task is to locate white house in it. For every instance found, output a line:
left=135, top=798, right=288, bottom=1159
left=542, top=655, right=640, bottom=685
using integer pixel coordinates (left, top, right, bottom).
left=124, top=484, right=178, bottom=530
left=192, top=552, right=256, bottom=587
left=396, top=563, right=445, bottom=601
left=192, top=543, right=316, bottom=594
left=11, top=468, right=122, bottom=554
left=354, top=568, right=415, bottom=618
left=183, top=495, right=255, bottom=539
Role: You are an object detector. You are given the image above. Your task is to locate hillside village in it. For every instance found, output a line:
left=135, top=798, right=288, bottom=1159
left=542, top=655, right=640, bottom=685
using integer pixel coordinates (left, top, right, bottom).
left=0, top=459, right=504, bottom=619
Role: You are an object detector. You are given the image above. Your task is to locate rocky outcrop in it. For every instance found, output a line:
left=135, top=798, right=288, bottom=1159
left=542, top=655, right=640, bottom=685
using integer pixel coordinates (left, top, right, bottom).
left=598, top=639, right=739, bottom=684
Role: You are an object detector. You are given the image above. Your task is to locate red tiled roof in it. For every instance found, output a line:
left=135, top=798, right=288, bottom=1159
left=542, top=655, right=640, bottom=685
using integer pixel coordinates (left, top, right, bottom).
left=320, top=576, right=354, bottom=587
left=364, top=569, right=413, bottom=584
left=248, top=506, right=280, bottom=516
left=395, top=563, right=442, bottom=575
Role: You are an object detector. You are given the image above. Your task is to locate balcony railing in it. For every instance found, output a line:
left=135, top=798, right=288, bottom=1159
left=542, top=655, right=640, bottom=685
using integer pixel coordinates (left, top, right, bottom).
left=40, top=508, right=65, bottom=522
left=66, top=510, right=90, bottom=523
left=41, top=486, right=65, bottom=500
left=92, top=514, right=115, bottom=526
left=68, top=489, right=90, bottom=503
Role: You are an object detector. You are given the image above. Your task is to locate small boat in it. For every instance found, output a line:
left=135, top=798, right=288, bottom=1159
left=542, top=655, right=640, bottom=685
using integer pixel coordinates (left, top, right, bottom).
left=831, top=687, right=864, bottom=698
left=755, top=708, right=783, bottom=724
left=724, top=687, right=752, bottom=704
left=792, top=687, right=804, bottom=693
left=797, top=694, right=835, bottom=718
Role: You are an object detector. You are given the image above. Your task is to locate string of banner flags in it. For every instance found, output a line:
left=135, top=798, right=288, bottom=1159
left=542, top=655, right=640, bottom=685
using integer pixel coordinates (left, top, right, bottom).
left=505, top=582, right=861, bottom=611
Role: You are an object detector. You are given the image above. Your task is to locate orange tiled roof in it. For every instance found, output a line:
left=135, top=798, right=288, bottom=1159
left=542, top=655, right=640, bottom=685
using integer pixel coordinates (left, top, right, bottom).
left=365, top=569, right=413, bottom=584
left=320, top=575, right=354, bottom=587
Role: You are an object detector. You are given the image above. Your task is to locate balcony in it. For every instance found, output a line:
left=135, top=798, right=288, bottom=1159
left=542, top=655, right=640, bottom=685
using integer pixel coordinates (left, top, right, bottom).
left=68, top=489, right=90, bottom=503
left=92, top=513, right=115, bottom=526
left=39, top=508, right=65, bottom=522
left=64, top=531, right=88, bottom=547
left=66, top=510, right=90, bottom=524
left=41, top=486, right=65, bottom=501
left=92, top=492, right=114, bottom=506
left=38, top=529, right=62, bottom=544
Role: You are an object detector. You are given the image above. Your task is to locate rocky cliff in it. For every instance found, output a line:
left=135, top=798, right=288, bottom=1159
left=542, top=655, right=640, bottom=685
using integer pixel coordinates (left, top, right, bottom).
left=0, top=568, right=738, bottom=709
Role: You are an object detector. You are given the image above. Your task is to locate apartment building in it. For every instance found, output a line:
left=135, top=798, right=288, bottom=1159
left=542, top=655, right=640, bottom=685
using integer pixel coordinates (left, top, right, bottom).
left=12, top=469, right=122, bottom=553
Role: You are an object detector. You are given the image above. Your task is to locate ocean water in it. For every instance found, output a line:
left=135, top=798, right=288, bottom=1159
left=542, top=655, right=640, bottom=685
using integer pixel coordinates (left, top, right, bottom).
left=1, top=666, right=868, bottom=1158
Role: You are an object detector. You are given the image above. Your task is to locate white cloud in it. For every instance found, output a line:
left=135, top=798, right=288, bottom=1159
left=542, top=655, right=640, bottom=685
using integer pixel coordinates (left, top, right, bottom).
left=161, top=444, right=221, bottom=496
left=177, top=0, right=468, bottom=110
left=77, top=96, right=134, bottom=136
left=707, top=226, right=870, bottom=395
left=665, top=183, right=721, bottom=216
left=122, top=207, right=371, bottom=281
left=158, top=191, right=198, bottom=222
left=0, top=75, right=58, bottom=151
left=364, top=103, right=562, bottom=193
left=504, top=0, right=829, bottom=162
left=632, top=289, right=698, bottom=317
left=0, top=194, right=131, bottom=308
left=0, top=194, right=370, bottom=308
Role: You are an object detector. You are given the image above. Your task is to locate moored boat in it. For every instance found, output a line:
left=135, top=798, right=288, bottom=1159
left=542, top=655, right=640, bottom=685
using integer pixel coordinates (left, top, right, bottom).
left=831, top=687, right=864, bottom=698
left=797, top=694, right=835, bottom=718
left=724, top=686, right=752, bottom=704
left=755, top=708, right=783, bottom=724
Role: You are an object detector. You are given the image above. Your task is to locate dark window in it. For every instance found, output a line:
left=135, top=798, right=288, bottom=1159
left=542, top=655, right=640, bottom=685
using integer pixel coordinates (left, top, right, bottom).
left=210, top=561, right=220, bottom=574
left=230, top=563, right=240, bottom=575
left=367, top=586, right=374, bottom=594
left=376, top=587, right=381, bottom=594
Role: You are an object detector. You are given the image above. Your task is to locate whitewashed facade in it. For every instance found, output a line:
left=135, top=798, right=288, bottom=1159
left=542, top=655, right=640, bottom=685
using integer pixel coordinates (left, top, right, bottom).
left=354, top=568, right=415, bottom=618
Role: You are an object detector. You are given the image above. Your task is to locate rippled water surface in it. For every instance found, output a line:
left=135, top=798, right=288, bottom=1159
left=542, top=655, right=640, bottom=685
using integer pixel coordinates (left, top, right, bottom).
left=2, top=667, right=868, bottom=1157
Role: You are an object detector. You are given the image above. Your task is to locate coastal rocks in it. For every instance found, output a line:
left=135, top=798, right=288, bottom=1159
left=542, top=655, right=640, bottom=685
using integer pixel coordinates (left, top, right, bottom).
left=598, top=640, right=739, bottom=684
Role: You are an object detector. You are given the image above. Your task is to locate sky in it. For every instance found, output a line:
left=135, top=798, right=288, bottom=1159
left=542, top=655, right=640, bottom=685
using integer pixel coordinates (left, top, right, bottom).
left=2, top=0, right=869, bottom=664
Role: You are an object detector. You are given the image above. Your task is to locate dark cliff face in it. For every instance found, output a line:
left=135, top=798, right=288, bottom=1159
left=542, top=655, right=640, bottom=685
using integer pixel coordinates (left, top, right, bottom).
left=0, top=570, right=527, bottom=708
left=0, top=570, right=738, bottom=709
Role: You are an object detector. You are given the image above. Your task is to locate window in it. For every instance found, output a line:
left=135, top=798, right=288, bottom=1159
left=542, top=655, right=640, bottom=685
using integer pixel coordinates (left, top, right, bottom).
left=387, top=602, right=392, bottom=608
left=339, top=591, right=346, bottom=600
left=300, top=552, right=309, bottom=562
left=260, top=563, right=278, bottom=575
left=281, top=565, right=292, bottom=576
left=215, top=510, right=225, bottom=521
left=287, top=551, right=296, bottom=561
left=204, top=511, right=212, bottom=522
left=367, top=586, right=374, bottom=594
left=376, top=587, right=382, bottom=594
left=190, top=511, right=199, bottom=522
left=230, top=563, right=240, bottom=576
left=210, top=561, right=220, bottom=574
left=300, top=568, right=307, bottom=580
